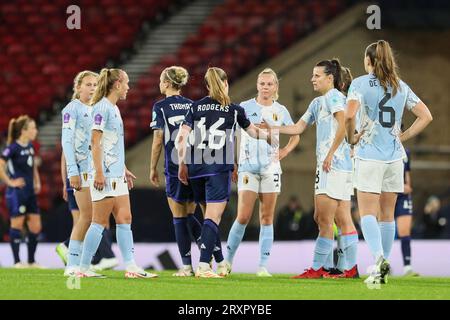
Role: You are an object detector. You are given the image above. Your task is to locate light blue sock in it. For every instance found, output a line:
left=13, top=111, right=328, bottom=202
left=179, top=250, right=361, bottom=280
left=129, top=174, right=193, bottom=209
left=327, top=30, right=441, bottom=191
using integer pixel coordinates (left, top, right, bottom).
left=336, top=229, right=346, bottom=271
left=312, top=237, right=334, bottom=270
left=259, top=224, right=273, bottom=268
left=379, top=221, right=396, bottom=259
left=67, top=240, right=82, bottom=267
left=360, top=215, right=383, bottom=260
left=324, top=250, right=334, bottom=270
left=116, top=224, right=135, bottom=267
left=226, top=220, right=247, bottom=264
left=324, top=240, right=334, bottom=270
left=342, top=233, right=359, bottom=270
left=80, top=223, right=104, bottom=270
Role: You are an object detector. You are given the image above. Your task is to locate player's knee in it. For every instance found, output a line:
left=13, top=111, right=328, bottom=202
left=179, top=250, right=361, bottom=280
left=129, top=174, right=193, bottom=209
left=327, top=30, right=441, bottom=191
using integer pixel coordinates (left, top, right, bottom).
left=237, top=212, right=251, bottom=225
left=317, top=216, right=333, bottom=230
left=10, top=220, right=24, bottom=229
left=116, top=214, right=132, bottom=225
left=260, top=215, right=273, bottom=225
left=28, top=224, right=41, bottom=234
left=77, top=214, right=92, bottom=227
left=397, top=226, right=410, bottom=237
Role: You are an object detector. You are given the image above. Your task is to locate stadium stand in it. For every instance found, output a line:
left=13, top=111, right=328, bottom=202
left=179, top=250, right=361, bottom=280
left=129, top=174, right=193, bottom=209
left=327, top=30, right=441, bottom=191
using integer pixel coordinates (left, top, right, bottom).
left=0, top=0, right=178, bottom=211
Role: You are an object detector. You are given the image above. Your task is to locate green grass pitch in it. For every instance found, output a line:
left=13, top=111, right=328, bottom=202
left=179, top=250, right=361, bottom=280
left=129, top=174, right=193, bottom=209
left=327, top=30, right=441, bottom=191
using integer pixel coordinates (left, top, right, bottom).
left=0, top=269, right=449, bottom=300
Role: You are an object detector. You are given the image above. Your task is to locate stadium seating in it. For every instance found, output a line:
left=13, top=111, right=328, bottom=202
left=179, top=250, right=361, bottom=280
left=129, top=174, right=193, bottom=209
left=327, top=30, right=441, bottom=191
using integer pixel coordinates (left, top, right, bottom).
left=1, top=0, right=175, bottom=206
left=119, top=0, right=345, bottom=145
left=0, top=0, right=173, bottom=130
left=1, top=0, right=346, bottom=210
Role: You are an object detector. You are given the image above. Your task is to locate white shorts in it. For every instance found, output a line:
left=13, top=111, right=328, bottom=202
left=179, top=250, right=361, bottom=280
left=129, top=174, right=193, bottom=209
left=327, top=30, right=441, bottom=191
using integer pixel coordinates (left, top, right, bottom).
left=354, top=158, right=404, bottom=194
left=89, top=176, right=129, bottom=202
left=238, top=171, right=281, bottom=194
left=315, top=166, right=353, bottom=201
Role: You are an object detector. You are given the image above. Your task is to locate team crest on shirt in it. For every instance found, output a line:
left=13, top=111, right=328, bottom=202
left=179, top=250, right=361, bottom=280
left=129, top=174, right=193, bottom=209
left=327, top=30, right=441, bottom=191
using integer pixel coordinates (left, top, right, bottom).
left=272, top=113, right=278, bottom=122
left=243, top=175, right=249, bottom=185
left=94, top=114, right=103, bottom=125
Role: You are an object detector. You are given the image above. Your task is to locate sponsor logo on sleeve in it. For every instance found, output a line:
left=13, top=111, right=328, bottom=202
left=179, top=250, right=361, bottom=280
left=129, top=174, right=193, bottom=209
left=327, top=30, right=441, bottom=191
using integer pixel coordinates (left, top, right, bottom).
left=94, top=114, right=103, bottom=126
left=2, top=148, right=10, bottom=157
left=63, top=113, right=71, bottom=123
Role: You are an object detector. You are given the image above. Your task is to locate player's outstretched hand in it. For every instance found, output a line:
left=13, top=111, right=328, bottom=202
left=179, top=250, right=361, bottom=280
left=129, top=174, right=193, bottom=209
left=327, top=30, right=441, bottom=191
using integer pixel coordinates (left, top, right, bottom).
left=258, top=121, right=269, bottom=130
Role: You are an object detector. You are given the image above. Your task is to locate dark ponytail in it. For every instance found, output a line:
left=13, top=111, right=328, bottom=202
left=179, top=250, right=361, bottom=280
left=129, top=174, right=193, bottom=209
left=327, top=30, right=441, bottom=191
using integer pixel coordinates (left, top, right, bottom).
left=340, top=66, right=353, bottom=95
left=316, top=58, right=343, bottom=90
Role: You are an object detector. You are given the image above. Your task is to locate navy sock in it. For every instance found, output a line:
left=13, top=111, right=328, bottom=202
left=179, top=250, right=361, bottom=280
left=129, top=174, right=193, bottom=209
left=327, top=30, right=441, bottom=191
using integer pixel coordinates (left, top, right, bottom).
left=174, top=217, right=192, bottom=266
left=27, top=232, right=39, bottom=264
left=400, top=236, right=412, bottom=266
left=213, top=233, right=224, bottom=263
left=186, top=213, right=202, bottom=247
left=92, top=248, right=101, bottom=265
left=9, top=228, right=22, bottom=264
left=199, top=219, right=219, bottom=264
left=63, top=238, right=70, bottom=248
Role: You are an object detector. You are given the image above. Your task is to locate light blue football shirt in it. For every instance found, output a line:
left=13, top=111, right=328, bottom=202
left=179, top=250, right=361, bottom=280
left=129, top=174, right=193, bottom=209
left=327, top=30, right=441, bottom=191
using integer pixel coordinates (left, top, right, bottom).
left=347, top=73, right=421, bottom=162
left=91, top=97, right=125, bottom=178
left=301, top=88, right=352, bottom=172
left=61, top=99, right=93, bottom=177
left=238, top=98, right=294, bottom=174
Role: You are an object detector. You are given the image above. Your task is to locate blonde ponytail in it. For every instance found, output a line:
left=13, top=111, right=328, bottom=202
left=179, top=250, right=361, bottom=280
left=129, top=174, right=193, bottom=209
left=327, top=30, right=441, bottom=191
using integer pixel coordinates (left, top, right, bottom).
left=90, top=68, right=124, bottom=105
left=204, top=67, right=230, bottom=106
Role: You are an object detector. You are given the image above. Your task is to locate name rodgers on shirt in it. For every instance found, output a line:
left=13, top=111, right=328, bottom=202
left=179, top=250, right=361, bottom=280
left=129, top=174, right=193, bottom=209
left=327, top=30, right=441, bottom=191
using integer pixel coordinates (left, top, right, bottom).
left=196, top=103, right=230, bottom=113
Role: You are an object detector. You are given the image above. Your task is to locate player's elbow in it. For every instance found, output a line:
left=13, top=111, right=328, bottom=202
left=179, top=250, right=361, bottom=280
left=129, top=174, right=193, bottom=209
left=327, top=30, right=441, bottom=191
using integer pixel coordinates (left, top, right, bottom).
left=344, top=112, right=354, bottom=123
left=425, top=109, right=433, bottom=123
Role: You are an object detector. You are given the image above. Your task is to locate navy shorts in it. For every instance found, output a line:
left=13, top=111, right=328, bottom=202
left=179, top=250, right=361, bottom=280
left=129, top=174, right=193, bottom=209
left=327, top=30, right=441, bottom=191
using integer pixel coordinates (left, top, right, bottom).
left=5, top=188, right=39, bottom=217
left=67, top=189, right=79, bottom=211
left=165, top=175, right=194, bottom=202
left=190, top=171, right=231, bottom=204
left=395, top=194, right=413, bottom=218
